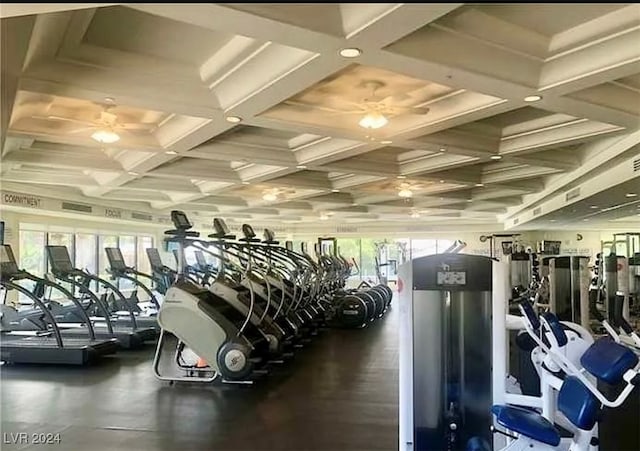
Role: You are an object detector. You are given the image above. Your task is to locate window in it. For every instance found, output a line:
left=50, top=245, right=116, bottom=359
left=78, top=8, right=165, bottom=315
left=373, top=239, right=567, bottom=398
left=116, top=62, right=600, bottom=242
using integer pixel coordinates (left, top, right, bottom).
left=437, top=239, right=455, bottom=253
left=118, top=236, right=136, bottom=290
left=98, top=235, right=118, bottom=287
left=136, top=236, right=154, bottom=275
left=411, top=239, right=437, bottom=259
left=359, top=238, right=379, bottom=283
left=18, top=230, right=46, bottom=303
left=19, top=230, right=46, bottom=276
left=337, top=238, right=361, bottom=285
left=75, top=234, right=97, bottom=274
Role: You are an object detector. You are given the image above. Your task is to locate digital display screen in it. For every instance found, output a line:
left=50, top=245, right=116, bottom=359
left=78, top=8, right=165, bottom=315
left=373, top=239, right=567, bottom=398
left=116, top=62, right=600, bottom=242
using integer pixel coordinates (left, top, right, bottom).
left=105, top=248, right=127, bottom=271
left=0, top=245, right=10, bottom=263
left=171, top=210, right=191, bottom=228
left=146, top=248, right=164, bottom=269
left=436, top=271, right=467, bottom=286
left=0, top=245, right=19, bottom=275
left=46, top=246, right=74, bottom=273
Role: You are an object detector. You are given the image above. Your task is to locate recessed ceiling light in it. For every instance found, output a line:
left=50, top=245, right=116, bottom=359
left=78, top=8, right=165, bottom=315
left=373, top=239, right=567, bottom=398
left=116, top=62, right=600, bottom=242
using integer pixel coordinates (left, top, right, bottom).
left=590, top=205, right=598, bottom=209
left=397, top=175, right=407, bottom=179
left=225, top=116, right=242, bottom=123
left=127, top=171, right=139, bottom=176
left=625, top=193, right=637, bottom=197
left=242, top=181, right=250, bottom=185
left=165, top=150, right=178, bottom=155
left=475, top=183, right=485, bottom=187
left=490, top=155, right=503, bottom=160
left=550, top=219, right=557, bottom=222
left=296, top=165, right=307, bottom=169
left=262, top=192, right=278, bottom=202
left=467, top=199, right=473, bottom=202
left=339, top=47, right=362, bottom=58
left=439, top=147, right=446, bottom=152
left=351, top=203, right=358, bottom=206
left=331, top=189, right=340, bottom=193
left=439, top=180, right=445, bottom=183
left=381, top=140, right=392, bottom=145
left=583, top=219, right=589, bottom=222
left=524, top=95, right=542, bottom=102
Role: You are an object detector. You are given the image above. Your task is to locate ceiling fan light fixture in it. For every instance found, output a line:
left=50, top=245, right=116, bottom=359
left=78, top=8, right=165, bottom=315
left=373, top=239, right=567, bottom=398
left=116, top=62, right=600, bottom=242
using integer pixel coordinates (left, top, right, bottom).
left=398, top=189, right=413, bottom=198
left=359, top=112, right=388, bottom=129
left=91, top=129, right=120, bottom=144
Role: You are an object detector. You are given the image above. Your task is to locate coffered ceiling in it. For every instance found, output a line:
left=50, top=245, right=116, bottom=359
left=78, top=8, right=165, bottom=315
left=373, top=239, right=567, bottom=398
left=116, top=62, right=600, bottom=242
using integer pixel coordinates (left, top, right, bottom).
left=1, top=3, right=639, bottom=231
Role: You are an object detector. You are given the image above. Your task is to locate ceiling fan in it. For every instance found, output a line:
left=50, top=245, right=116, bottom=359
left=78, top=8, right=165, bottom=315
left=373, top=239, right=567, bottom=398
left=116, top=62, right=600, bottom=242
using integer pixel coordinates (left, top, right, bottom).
left=31, top=100, right=156, bottom=144
left=285, top=80, right=430, bottom=129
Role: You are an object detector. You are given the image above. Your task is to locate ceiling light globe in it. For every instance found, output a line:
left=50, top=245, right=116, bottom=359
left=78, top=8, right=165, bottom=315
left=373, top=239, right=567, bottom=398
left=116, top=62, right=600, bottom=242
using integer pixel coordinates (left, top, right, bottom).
left=359, top=112, right=388, bottom=129
left=92, top=129, right=120, bottom=144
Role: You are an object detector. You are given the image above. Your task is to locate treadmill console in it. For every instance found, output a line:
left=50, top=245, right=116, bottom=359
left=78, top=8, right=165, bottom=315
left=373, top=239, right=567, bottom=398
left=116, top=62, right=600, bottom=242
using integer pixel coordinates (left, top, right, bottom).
left=105, top=247, right=128, bottom=272
left=46, top=246, right=75, bottom=274
left=0, top=245, right=20, bottom=277
left=242, top=224, right=256, bottom=239
left=146, top=248, right=164, bottom=271
left=171, top=210, right=192, bottom=230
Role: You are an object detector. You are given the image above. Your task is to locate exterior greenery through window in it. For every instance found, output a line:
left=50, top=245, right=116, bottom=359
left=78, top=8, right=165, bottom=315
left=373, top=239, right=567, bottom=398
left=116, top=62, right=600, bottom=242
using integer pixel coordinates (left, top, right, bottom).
left=16, top=228, right=154, bottom=301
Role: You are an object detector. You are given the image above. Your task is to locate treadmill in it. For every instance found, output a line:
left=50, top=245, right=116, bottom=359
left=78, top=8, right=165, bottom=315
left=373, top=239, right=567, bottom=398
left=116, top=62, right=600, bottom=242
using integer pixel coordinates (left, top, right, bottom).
left=0, top=245, right=118, bottom=365
left=105, top=247, right=161, bottom=329
left=45, top=245, right=157, bottom=347
left=146, top=248, right=177, bottom=294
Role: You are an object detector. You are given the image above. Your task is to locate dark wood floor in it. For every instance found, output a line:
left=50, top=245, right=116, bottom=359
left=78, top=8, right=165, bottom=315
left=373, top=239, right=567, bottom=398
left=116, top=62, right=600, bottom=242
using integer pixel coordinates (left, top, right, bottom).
left=1, top=308, right=399, bottom=451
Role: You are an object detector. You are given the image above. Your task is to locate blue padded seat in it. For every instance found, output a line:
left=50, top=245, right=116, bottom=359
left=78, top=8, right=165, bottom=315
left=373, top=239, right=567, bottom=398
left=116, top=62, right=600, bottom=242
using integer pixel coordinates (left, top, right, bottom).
left=557, top=376, right=601, bottom=430
left=491, top=405, right=561, bottom=446
left=580, top=337, right=639, bottom=385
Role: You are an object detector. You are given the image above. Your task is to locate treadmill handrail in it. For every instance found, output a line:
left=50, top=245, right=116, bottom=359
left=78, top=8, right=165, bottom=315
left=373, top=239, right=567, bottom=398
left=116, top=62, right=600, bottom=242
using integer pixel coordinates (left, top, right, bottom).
left=52, top=274, right=115, bottom=335
left=69, top=270, right=138, bottom=330
left=22, top=272, right=97, bottom=340
left=2, top=280, right=65, bottom=347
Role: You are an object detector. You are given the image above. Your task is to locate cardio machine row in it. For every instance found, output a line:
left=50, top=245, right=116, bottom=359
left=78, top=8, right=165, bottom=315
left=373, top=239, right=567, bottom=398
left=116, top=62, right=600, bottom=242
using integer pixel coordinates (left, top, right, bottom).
left=0, top=242, right=162, bottom=365
left=152, top=211, right=391, bottom=385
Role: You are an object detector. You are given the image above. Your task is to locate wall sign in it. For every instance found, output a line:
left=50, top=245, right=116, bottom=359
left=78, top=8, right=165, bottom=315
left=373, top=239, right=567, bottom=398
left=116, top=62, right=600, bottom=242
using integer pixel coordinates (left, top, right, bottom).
left=2, top=192, right=43, bottom=209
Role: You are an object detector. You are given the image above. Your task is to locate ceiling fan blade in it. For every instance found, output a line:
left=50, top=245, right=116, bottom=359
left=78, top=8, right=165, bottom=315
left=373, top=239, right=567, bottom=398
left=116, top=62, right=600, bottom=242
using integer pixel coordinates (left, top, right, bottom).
left=32, top=115, right=98, bottom=126
left=117, top=122, right=156, bottom=131
left=388, top=93, right=412, bottom=103
left=67, top=127, right=98, bottom=134
left=410, top=107, right=430, bottom=115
